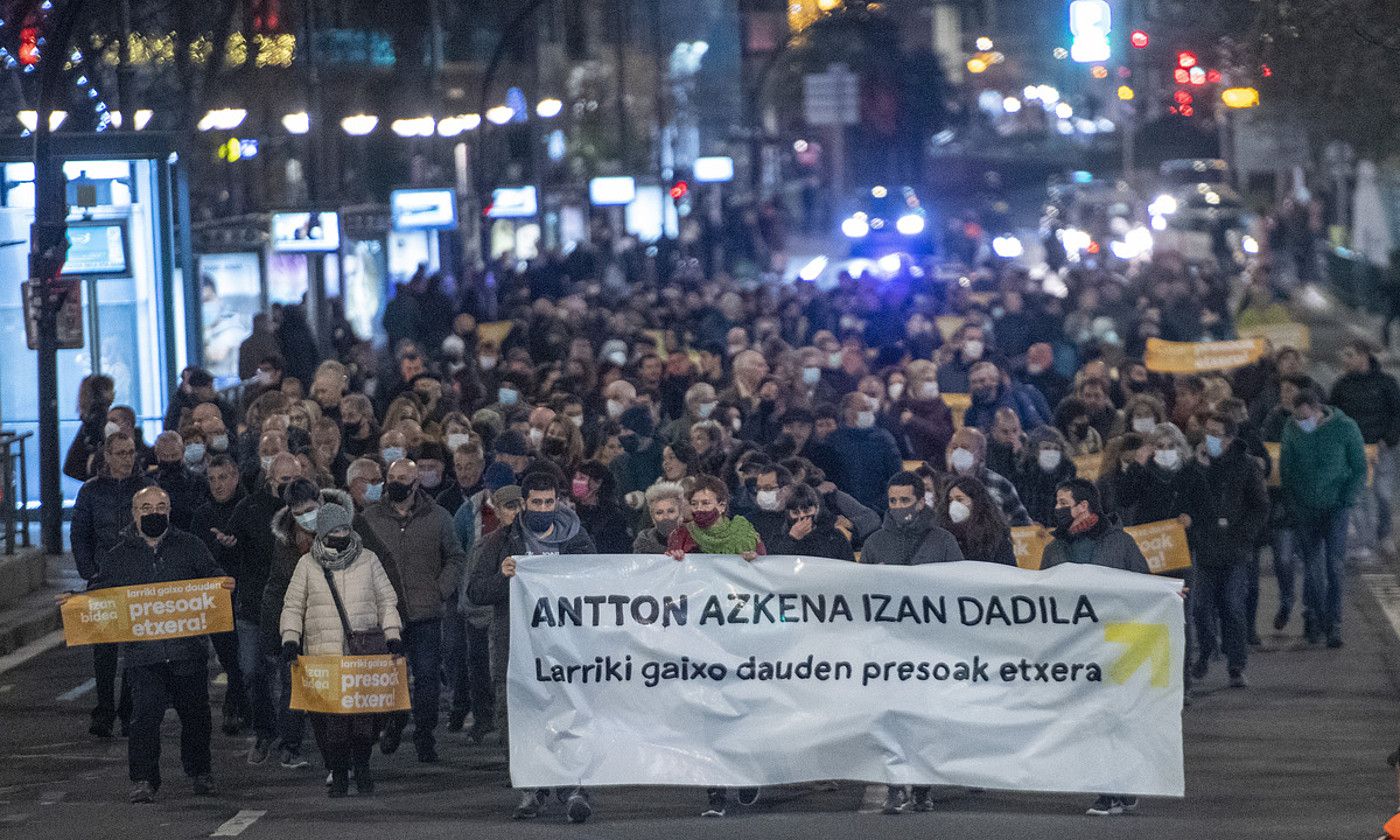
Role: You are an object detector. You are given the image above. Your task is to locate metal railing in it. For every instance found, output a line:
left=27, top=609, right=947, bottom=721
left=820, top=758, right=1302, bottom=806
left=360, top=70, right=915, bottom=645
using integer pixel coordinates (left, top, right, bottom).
left=0, top=431, right=33, bottom=555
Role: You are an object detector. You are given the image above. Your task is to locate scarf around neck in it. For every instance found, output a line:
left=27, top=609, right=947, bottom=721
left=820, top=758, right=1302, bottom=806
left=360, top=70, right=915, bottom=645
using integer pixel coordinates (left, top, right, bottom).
left=312, top=530, right=362, bottom=572
left=687, top=515, right=760, bottom=554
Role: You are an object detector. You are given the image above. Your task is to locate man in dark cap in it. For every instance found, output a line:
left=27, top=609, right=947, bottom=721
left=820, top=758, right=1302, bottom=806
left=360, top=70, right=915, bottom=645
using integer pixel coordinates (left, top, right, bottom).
left=492, top=430, right=534, bottom=479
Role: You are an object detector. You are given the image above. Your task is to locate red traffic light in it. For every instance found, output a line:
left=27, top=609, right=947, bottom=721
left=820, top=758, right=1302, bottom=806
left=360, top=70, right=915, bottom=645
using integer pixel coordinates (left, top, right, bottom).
left=669, top=180, right=689, bottom=200
left=18, top=27, right=40, bottom=66
left=1173, top=68, right=1190, bottom=84
left=1130, top=30, right=1149, bottom=49
left=1177, top=51, right=1197, bottom=69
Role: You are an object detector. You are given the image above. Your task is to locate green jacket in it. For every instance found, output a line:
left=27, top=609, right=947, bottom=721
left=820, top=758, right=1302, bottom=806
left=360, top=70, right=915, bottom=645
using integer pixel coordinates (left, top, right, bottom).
left=1280, top=407, right=1367, bottom=520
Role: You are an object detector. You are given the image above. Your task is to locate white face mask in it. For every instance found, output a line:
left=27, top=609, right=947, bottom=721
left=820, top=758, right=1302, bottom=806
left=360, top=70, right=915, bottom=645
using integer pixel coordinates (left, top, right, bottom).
left=606, top=399, right=625, bottom=419
left=962, top=339, right=985, bottom=361
left=1038, top=449, right=1063, bottom=471
left=260, top=455, right=275, bottom=472
left=294, top=510, right=318, bottom=531
left=948, top=499, right=971, bottom=524
left=802, top=367, right=821, bottom=385
left=104, top=421, right=121, bottom=439
left=755, top=489, right=781, bottom=512
left=607, top=351, right=628, bottom=366
left=920, top=381, right=939, bottom=400
left=697, top=401, right=717, bottom=419
left=569, top=414, right=585, bottom=428
left=479, top=355, right=498, bottom=371
left=528, top=428, right=544, bottom=448
left=446, top=433, right=471, bottom=452
left=856, top=411, right=876, bottom=429
left=210, top=433, right=229, bottom=452
left=381, top=446, right=405, bottom=463
left=924, top=490, right=936, bottom=508
left=827, top=351, right=843, bottom=370
left=950, top=447, right=976, bottom=474
left=1132, top=416, right=1156, bottom=434
left=1154, top=448, right=1181, bottom=470
left=888, top=382, right=905, bottom=402
left=731, top=417, right=743, bottom=433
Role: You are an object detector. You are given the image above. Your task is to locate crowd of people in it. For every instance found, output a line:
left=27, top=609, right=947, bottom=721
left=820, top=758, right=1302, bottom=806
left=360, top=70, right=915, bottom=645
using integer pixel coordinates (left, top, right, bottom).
left=60, top=244, right=1393, bottom=822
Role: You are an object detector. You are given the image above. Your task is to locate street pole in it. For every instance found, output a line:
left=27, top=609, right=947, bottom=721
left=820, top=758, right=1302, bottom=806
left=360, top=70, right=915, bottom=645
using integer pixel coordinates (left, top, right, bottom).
left=33, top=0, right=88, bottom=555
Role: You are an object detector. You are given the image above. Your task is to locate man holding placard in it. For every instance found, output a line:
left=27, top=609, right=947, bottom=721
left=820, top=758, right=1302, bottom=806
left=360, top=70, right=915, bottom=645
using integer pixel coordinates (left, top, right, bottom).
left=82, top=486, right=232, bottom=804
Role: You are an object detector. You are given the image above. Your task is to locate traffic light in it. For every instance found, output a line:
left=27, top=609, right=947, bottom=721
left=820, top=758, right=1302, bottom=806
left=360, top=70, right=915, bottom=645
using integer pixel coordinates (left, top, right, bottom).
left=1176, top=51, right=1197, bottom=69
left=18, top=26, right=39, bottom=66
left=1130, top=30, right=1149, bottom=48
left=669, top=180, right=689, bottom=200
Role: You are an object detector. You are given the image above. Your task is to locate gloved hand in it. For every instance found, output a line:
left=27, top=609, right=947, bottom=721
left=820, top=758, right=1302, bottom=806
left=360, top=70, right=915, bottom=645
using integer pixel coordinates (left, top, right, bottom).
left=281, top=641, right=299, bottom=662
left=386, top=638, right=403, bottom=656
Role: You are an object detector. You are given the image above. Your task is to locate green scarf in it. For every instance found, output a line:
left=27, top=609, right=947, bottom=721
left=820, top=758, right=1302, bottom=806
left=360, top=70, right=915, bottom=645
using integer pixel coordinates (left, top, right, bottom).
left=687, top=515, right=760, bottom=555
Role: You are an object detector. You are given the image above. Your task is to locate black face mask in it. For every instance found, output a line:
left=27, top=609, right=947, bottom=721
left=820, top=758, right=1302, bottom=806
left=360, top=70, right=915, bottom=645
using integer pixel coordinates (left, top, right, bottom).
left=620, top=435, right=641, bottom=454
left=324, top=533, right=352, bottom=552
left=542, top=437, right=568, bottom=457
left=386, top=481, right=414, bottom=503
left=1054, top=506, right=1075, bottom=530
left=140, top=513, right=169, bottom=539
left=157, top=459, right=181, bottom=471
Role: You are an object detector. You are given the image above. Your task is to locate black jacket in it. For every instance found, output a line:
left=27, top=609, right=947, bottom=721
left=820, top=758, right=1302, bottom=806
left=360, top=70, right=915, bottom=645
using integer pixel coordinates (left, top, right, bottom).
left=1011, top=456, right=1077, bottom=528
left=1041, top=515, right=1150, bottom=574
left=189, top=491, right=244, bottom=580
left=1118, top=460, right=1214, bottom=553
left=71, top=473, right=154, bottom=583
left=225, top=488, right=286, bottom=620
left=1199, top=440, right=1270, bottom=566
left=90, top=526, right=225, bottom=669
left=765, top=516, right=857, bottom=562
left=151, top=463, right=210, bottom=531
left=1330, top=360, right=1400, bottom=445
left=576, top=501, right=635, bottom=554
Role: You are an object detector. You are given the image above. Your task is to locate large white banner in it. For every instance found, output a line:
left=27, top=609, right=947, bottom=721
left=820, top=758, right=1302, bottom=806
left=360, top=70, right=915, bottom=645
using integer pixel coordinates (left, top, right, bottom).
left=508, top=555, right=1185, bottom=796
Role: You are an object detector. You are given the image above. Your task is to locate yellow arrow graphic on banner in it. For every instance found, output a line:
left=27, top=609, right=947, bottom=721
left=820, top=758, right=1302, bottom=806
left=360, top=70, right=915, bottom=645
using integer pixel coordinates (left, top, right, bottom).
left=1104, top=622, right=1170, bottom=687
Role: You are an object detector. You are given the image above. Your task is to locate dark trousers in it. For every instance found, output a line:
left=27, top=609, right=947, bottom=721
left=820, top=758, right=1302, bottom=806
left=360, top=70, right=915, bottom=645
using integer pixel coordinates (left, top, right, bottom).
left=387, top=618, right=442, bottom=748
left=444, top=613, right=494, bottom=726
left=236, top=619, right=276, bottom=741
left=1193, top=562, right=1250, bottom=675
left=1245, top=548, right=1260, bottom=639
left=1295, top=508, right=1349, bottom=635
left=209, top=631, right=248, bottom=719
left=126, top=661, right=211, bottom=787
left=92, top=643, right=132, bottom=727
left=310, top=713, right=379, bottom=773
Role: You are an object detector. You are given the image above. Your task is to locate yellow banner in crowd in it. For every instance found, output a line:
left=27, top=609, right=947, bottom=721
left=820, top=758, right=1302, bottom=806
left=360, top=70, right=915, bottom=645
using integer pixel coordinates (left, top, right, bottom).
left=944, top=392, right=972, bottom=429
left=290, top=655, right=412, bottom=715
left=476, top=320, right=514, bottom=349
left=1263, top=441, right=1376, bottom=487
left=61, top=577, right=233, bottom=646
left=1237, top=322, right=1310, bottom=352
left=1010, top=526, right=1051, bottom=570
left=1072, top=452, right=1105, bottom=481
left=1144, top=337, right=1266, bottom=374
left=935, top=316, right=966, bottom=343
left=1011, top=519, right=1190, bottom=573
left=1124, top=520, right=1193, bottom=574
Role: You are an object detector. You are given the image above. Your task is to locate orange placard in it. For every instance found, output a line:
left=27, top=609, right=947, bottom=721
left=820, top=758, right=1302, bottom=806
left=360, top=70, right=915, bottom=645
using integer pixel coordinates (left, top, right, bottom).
left=61, top=577, right=233, bottom=646
left=1010, top=525, right=1051, bottom=571
left=944, top=393, right=972, bottom=429
left=935, top=316, right=966, bottom=343
left=1072, top=452, right=1105, bottom=481
left=1236, top=322, right=1310, bottom=353
left=476, top=320, right=515, bottom=349
left=1144, top=337, right=1266, bottom=374
left=1124, top=520, right=1193, bottom=574
left=290, top=654, right=412, bottom=714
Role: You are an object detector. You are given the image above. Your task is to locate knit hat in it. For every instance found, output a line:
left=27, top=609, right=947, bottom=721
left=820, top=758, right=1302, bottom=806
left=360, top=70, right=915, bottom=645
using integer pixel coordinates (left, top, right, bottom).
left=315, top=503, right=353, bottom=538
left=495, top=429, right=531, bottom=457
left=483, top=461, right=515, bottom=491
left=491, top=485, right=522, bottom=508
left=620, top=406, right=655, bottom=437
left=471, top=408, right=504, bottom=436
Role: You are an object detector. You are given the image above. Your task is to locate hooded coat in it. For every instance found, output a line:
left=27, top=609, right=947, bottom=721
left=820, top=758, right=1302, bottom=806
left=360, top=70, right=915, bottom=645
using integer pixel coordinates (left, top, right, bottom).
left=859, top=506, right=964, bottom=566
left=361, top=487, right=467, bottom=623
left=257, top=488, right=354, bottom=654
left=1040, top=514, right=1150, bottom=573
left=279, top=545, right=403, bottom=656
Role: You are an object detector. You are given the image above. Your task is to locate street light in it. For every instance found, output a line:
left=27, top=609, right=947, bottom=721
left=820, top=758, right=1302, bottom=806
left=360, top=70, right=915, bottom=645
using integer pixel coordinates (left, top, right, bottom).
left=197, top=107, right=246, bottom=132
left=485, top=105, right=515, bottom=125
left=390, top=116, right=436, bottom=137
left=110, top=109, right=153, bottom=130
left=17, top=110, right=66, bottom=131
left=340, top=113, right=378, bottom=136
left=535, top=98, right=563, bottom=118
left=437, top=114, right=483, bottom=136
left=281, top=111, right=310, bottom=134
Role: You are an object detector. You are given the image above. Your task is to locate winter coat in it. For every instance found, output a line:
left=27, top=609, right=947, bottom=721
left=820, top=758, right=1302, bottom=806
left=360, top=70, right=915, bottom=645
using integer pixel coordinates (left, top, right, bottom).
left=361, top=488, right=466, bottom=623
left=964, top=383, right=1051, bottom=433
left=151, top=463, right=210, bottom=531
left=576, top=500, right=635, bottom=554
left=90, top=526, right=224, bottom=669
left=1281, top=407, right=1368, bottom=521
left=1329, top=359, right=1400, bottom=446
left=71, top=473, right=153, bottom=583
left=1041, top=515, right=1150, bottom=574
left=633, top=526, right=672, bottom=554
left=821, top=488, right=881, bottom=546
left=441, top=486, right=497, bottom=625
left=1011, top=456, right=1077, bottom=527
left=953, top=531, right=1017, bottom=566
left=1199, top=439, right=1270, bottom=567
left=611, top=438, right=665, bottom=497
left=189, top=491, right=245, bottom=580
left=1118, top=460, right=1214, bottom=546
left=892, top=396, right=955, bottom=462
left=257, top=490, right=335, bottom=655
left=860, top=507, right=964, bottom=566
left=279, top=548, right=403, bottom=656
left=765, top=516, right=856, bottom=561
left=952, top=467, right=1031, bottom=526
left=225, top=487, right=287, bottom=621
left=826, top=425, right=903, bottom=512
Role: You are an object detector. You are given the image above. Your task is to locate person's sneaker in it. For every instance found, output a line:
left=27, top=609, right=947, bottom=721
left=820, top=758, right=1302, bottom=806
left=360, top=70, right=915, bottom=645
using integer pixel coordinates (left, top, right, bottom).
left=1228, top=671, right=1248, bottom=689
left=566, top=790, right=593, bottom=824
left=192, top=774, right=216, bottom=796
left=1118, top=796, right=1139, bottom=813
left=882, top=786, right=909, bottom=814
left=379, top=725, right=403, bottom=755
left=279, top=747, right=309, bottom=769
left=354, top=764, right=374, bottom=796
left=416, top=742, right=439, bottom=763
left=1327, top=633, right=1344, bottom=649
left=910, top=788, right=934, bottom=812
left=513, top=789, right=549, bottom=820
left=247, top=738, right=271, bottom=765
left=1273, top=608, right=1289, bottom=631
left=447, top=710, right=467, bottom=733
left=737, top=787, right=761, bottom=806
left=1086, top=795, right=1123, bottom=816
left=128, top=781, right=156, bottom=804
left=1189, top=658, right=1209, bottom=680
left=701, top=790, right=727, bottom=817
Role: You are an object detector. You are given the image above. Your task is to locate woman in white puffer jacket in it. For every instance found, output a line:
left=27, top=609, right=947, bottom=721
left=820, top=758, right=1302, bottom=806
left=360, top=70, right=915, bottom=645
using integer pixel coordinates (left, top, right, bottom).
left=280, top=503, right=401, bottom=798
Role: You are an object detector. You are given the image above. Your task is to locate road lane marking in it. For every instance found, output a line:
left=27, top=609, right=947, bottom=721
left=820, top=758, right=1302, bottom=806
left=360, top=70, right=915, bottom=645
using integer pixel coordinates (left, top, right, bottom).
left=211, top=810, right=266, bottom=837
left=56, top=679, right=95, bottom=702
left=38, top=790, right=65, bottom=806
left=0, top=630, right=64, bottom=676
left=1365, top=574, right=1400, bottom=641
